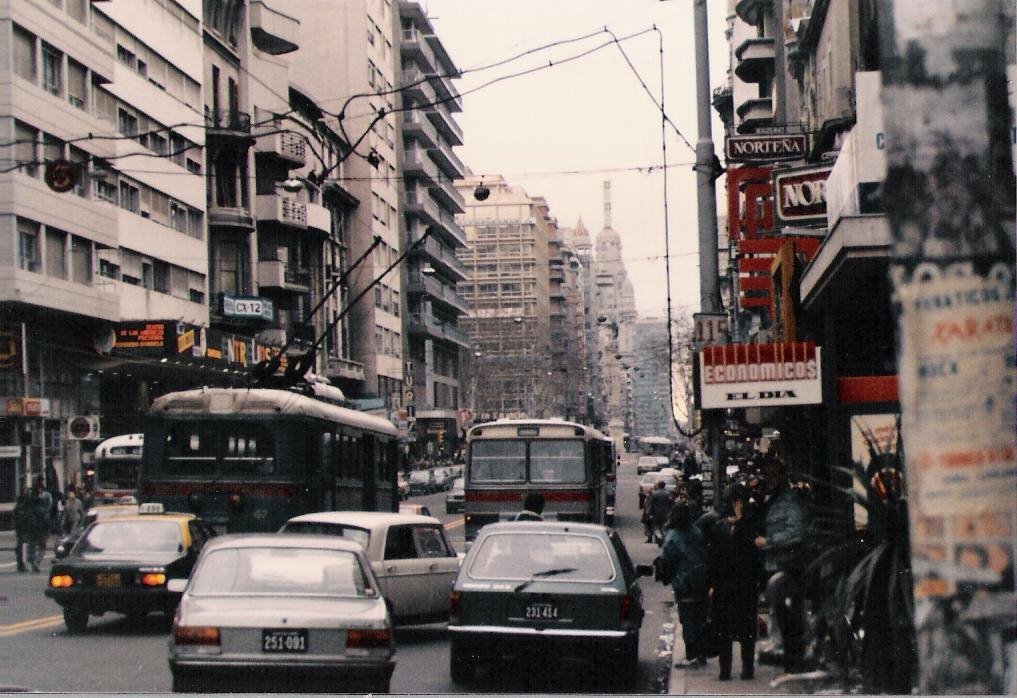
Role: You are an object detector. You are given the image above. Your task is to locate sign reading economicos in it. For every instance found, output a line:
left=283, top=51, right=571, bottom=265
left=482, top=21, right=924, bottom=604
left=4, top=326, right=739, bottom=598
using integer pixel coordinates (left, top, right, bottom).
left=698, top=342, right=823, bottom=409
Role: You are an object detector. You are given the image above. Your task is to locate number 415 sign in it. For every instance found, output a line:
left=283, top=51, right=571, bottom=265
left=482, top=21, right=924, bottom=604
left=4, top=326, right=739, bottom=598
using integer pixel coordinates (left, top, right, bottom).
left=693, top=313, right=728, bottom=351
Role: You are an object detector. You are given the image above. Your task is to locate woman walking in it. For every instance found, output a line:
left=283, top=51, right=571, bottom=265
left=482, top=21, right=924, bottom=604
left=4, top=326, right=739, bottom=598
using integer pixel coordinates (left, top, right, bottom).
left=710, top=484, right=763, bottom=680
left=660, top=501, right=710, bottom=667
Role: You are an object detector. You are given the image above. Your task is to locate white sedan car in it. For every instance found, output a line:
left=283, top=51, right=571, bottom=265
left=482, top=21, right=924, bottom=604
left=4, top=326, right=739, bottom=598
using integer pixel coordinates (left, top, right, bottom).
left=280, top=511, right=460, bottom=625
left=168, top=534, right=394, bottom=693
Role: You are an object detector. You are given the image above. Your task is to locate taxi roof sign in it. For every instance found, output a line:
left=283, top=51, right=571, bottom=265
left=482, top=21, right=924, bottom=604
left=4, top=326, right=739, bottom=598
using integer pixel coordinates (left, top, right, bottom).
left=138, top=502, right=165, bottom=514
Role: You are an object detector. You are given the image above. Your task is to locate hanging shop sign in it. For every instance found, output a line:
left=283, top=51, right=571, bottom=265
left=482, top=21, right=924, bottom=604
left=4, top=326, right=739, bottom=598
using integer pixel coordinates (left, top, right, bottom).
left=221, top=294, right=275, bottom=321
left=697, top=342, right=823, bottom=409
left=773, top=165, right=834, bottom=224
left=111, top=321, right=276, bottom=371
left=726, top=134, right=808, bottom=163
left=1, top=397, right=52, bottom=417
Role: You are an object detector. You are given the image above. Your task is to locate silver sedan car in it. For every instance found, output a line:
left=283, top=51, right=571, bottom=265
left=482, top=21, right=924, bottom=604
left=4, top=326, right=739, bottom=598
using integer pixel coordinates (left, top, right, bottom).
left=167, top=534, right=395, bottom=693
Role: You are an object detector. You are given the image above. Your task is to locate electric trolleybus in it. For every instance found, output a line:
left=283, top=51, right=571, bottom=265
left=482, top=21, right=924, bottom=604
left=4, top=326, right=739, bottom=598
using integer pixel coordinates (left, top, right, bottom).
left=138, top=387, right=400, bottom=533
left=462, top=419, right=615, bottom=540
left=88, top=433, right=144, bottom=504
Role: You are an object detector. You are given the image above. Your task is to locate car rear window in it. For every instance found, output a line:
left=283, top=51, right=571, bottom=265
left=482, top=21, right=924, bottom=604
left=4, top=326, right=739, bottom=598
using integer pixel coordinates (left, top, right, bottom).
left=279, top=522, right=370, bottom=549
left=468, top=532, right=615, bottom=582
left=77, top=520, right=181, bottom=554
left=189, top=547, right=375, bottom=597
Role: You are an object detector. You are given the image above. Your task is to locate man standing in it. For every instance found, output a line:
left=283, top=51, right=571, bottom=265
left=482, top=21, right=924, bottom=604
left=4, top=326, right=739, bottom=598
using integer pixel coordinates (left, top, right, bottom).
left=26, top=476, right=53, bottom=573
left=645, top=480, right=673, bottom=544
left=12, top=488, right=32, bottom=572
left=60, top=486, right=85, bottom=535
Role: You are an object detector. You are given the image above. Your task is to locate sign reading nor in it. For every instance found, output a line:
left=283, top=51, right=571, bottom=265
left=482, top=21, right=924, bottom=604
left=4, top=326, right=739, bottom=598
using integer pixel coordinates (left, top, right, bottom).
left=698, top=342, right=822, bottom=409
left=774, top=165, right=833, bottom=223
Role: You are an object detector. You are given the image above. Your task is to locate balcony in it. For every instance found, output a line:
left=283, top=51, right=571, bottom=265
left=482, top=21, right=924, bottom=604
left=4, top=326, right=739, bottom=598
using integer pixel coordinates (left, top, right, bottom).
left=736, top=97, right=775, bottom=133
left=735, top=37, right=776, bottom=83
left=428, top=143, right=465, bottom=179
left=257, top=260, right=311, bottom=293
left=400, top=27, right=436, bottom=72
left=404, top=189, right=441, bottom=227
left=326, top=355, right=365, bottom=382
left=254, top=129, right=306, bottom=167
left=408, top=313, right=470, bottom=348
left=428, top=176, right=465, bottom=213
left=424, top=102, right=463, bottom=146
left=404, top=150, right=439, bottom=185
left=426, top=71, right=462, bottom=112
left=256, top=193, right=307, bottom=228
left=249, top=0, right=300, bottom=55
left=409, top=233, right=467, bottom=281
left=401, top=111, right=438, bottom=149
left=204, top=107, right=253, bottom=141
left=306, top=202, right=331, bottom=233
left=435, top=208, right=467, bottom=247
left=400, top=68, right=436, bottom=104
left=406, top=272, right=469, bottom=314
left=207, top=205, right=255, bottom=230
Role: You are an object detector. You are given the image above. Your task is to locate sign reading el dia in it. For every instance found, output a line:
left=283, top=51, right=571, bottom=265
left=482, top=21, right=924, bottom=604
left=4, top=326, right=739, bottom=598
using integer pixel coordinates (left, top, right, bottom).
left=726, top=134, right=808, bottom=163
left=698, top=342, right=822, bottom=409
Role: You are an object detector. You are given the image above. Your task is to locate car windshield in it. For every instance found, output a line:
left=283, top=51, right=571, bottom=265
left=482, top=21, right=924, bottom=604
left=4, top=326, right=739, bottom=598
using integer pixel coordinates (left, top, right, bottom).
left=468, top=532, right=615, bottom=582
left=409, top=471, right=431, bottom=483
left=76, top=520, right=182, bottom=554
left=279, top=522, right=370, bottom=548
left=189, top=547, right=375, bottom=598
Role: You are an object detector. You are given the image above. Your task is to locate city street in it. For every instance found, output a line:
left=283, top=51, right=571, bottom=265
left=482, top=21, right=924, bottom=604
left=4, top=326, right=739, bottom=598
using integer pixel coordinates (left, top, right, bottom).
left=0, top=453, right=680, bottom=693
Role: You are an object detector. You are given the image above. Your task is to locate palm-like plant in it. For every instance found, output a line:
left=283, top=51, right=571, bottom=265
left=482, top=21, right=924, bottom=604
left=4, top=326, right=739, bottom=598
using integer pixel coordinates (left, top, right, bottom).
left=803, top=457, right=916, bottom=694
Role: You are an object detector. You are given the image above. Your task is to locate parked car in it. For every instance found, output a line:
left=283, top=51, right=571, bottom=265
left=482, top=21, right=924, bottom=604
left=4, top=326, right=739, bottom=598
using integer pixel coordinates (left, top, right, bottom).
left=445, top=477, right=465, bottom=515
left=635, top=456, right=661, bottom=475
left=437, top=466, right=459, bottom=490
left=167, top=533, right=394, bottom=693
left=280, top=511, right=459, bottom=625
left=45, top=504, right=217, bottom=631
left=637, top=471, right=681, bottom=509
left=448, top=521, right=653, bottom=689
left=54, top=501, right=141, bottom=559
left=398, top=502, right=431, bottom=517
left=407, top=469, right=438, bottom=495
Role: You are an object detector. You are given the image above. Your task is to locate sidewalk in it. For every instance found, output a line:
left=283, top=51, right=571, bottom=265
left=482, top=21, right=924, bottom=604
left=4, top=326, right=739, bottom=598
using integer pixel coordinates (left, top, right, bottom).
left=668, top=610, right=790, bottom=696
left=1, top=529, right=14, bottom=551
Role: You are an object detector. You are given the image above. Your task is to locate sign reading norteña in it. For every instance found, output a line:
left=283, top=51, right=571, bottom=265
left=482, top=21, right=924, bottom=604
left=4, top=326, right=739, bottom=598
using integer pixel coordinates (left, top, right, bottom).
left=698, top=342, right=823, bottom=408
left=726, top=134, right=808, bottom=163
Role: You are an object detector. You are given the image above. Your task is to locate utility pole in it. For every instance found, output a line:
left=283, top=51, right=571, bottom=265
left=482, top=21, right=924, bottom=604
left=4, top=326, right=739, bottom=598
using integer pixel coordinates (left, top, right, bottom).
left=693, top=0, right=723, bottom=500
left=878, top=1, right=1016, bottom=693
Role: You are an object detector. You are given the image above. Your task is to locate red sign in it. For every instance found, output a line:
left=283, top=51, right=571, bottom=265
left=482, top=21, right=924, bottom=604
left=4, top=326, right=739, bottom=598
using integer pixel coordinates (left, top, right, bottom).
left=774, top=165, right=833, bottom=223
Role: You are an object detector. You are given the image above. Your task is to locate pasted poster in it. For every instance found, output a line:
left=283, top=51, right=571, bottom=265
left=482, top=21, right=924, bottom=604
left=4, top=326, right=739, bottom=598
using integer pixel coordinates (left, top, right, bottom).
left=896, top=273, right=1016, bottom=517
left=850, top=413, right=901, bottom=527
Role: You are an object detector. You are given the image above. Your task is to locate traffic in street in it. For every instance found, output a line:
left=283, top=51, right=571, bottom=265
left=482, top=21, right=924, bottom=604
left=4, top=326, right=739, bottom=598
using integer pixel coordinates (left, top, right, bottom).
left=0, top=452, right=680, bottom=694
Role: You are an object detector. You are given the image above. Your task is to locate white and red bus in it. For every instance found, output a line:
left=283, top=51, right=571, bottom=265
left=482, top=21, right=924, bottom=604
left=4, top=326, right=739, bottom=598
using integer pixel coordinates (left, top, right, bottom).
left=88, top=433, right=144, bottom=504
left=462, top=419, right=615, bottom=540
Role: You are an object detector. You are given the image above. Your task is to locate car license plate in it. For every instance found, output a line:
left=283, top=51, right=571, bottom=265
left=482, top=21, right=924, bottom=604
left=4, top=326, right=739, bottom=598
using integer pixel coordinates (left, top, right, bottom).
left=95, top=572, right=121, bottom=588
left=524, top=601, right=559, bottom=620
left=262, top=629, right=308, bottom=653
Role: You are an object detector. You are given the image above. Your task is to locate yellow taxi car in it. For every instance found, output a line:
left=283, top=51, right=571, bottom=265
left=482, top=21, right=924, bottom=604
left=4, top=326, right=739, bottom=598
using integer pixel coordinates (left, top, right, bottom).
left=45, top=503, right=217, bottom=632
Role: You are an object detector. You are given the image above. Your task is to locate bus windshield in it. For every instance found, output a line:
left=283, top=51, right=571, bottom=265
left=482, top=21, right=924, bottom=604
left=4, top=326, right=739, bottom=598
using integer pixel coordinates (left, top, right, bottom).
left=164, top=421, right=278, bottom=477
left=94, top=460, right=140, bottom=490
left=470, top=439, right=585, bottom=484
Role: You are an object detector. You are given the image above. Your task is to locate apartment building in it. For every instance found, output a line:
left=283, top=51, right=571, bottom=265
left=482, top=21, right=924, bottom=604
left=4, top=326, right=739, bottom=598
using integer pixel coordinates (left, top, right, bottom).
left=1, top=0, right=209, bottom=517
left=561, top=217, right=603, bottom=426
left=456, top=175, right=554, bottom=420
left=396, top=1, right=467, bottom=456
left=631, top=318, right=674, bottom=440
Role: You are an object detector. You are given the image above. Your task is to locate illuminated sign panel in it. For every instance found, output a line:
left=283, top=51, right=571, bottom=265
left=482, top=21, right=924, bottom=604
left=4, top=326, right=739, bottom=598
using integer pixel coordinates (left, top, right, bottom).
left=698, top=342, right=823, bottom=408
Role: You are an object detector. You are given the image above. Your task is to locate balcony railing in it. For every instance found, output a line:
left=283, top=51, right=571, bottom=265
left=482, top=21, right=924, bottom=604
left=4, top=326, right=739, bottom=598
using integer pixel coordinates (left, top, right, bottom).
left=256, top=193, right=307, bottom=228
left=410, top=233, right=467, bottom=280
left=204, top=106, right=252, bottom=133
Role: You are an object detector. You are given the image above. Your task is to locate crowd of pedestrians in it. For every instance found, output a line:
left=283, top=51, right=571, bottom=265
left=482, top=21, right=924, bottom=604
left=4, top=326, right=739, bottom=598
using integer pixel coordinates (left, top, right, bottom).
left=655, top=455, right=808, bottom=681
left=13, top=475, right=87, bottom=573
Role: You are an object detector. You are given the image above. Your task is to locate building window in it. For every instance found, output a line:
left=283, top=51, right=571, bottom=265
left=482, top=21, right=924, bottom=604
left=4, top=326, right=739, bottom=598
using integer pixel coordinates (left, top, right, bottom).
left=69, top=146, right=89, bottom=197
left=12, top=25, right=36, bottom=83
left=375, top=285, right=383, bottom=308
left=99, top=258, right=119, bottom=280
left=14, top=121, right=38, bottom=177
left=118, top=108, right=138, bottom=137
left=119, top=181, right=139, bottom=212
left=17, top=219, right=40, bottom=272
left=66, top=0, right=88, bottom=23
left=375, top=326, right=383, bottom=352
left=41, top=42, right=62, bottom=96
left=67, top=59, right=87, bottom=109
left=216, top=240, right=248, bottom=296
left=153, top=260, right=169, bottom=293
left=70, top=235, right=92, bottom=285
left=46, top=228, right=67, bottom=279
left=392, top=289, right=400, bottom=316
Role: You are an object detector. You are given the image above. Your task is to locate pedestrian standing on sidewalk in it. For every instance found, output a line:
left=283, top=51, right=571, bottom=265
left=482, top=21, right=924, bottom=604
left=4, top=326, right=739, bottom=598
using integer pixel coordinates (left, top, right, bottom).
left=660, top=501, right=710, bottom=668
left=26, top=476, right=53, bottom=573
left=12, top=489, right=32, bottom=572
left=645, top=480, right=672, bottom=544
left=60, top=486, right=85, bottom=535
left=711, top=484, right=763, bottom=680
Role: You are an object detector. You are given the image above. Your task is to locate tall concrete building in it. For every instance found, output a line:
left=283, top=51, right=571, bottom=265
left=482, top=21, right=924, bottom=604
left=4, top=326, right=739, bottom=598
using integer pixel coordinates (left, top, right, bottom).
left=456, top=175, right=554, bottom=420
left=548, top=233, right=587, bottom=422
left=631, top=317, right=674, bottom=440
left=561, top=217, right=602, bottom=425
left=1, top=0, right=209, bottom=514
left=396, top=1, right=467, bottom=456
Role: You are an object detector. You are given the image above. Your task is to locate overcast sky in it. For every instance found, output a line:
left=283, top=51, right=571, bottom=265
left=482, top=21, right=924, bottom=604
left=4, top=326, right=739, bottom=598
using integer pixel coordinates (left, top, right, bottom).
left=423, top=0, right=730, bottom=319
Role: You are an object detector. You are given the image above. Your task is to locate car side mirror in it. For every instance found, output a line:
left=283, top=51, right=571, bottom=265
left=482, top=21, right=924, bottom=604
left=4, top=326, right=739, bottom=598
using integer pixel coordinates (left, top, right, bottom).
left=167, top=578, right=188, bottom=593
left=635, top=564, right=654, bottom=577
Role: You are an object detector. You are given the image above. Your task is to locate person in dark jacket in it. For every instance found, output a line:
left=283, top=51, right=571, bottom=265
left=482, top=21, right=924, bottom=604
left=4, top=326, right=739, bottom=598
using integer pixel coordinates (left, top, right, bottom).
left=645, top=480, right=673, bottom=544
left=514, top=492, right=545, bottom=521
left=660, top=502, right=710, bottom=667
left=711, top=485, right=763, bottom=680
left=26, top=476, right=53, bottom=573
left=12, top=489, right=33, bottom=572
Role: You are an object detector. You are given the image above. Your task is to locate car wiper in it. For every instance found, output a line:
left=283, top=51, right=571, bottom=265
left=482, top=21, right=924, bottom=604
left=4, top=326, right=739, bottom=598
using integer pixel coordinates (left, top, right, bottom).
left=514, top=567, right=578, bottom=593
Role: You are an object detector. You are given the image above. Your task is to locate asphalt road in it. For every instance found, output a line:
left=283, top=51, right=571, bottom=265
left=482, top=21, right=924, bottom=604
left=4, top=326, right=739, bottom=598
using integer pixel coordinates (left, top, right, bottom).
left=0, top=452, right=677, bottom=693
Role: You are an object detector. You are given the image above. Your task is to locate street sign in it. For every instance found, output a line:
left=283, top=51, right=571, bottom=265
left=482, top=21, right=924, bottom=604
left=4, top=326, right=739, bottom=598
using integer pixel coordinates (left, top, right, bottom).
left=692, top=312, right=729, bottom=351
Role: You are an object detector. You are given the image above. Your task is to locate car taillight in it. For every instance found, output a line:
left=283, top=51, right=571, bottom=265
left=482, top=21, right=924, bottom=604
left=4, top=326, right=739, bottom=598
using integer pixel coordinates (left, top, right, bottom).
left=49, top=574, right=74, bottom=588
left=140, top=572, right=167, bottom=586
left=619, top=595, right=633, bottom=622
left=173, top=624, right=220, bottom=646
left=448, top=590, right=461, bottom=624
left=346, top=628, right=390, bottom=648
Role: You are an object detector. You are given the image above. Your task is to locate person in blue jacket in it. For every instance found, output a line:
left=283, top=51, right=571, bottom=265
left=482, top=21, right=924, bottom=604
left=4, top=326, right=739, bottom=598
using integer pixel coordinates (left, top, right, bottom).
left=660, top=501, right=710, bottom=668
